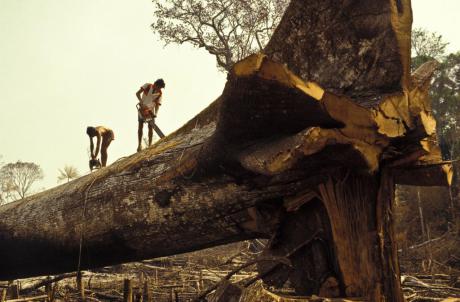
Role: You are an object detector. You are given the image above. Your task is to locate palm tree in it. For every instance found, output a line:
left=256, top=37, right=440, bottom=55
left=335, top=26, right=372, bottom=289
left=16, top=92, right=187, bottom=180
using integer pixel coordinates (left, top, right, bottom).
left=57, top=165, right=80, bottom=183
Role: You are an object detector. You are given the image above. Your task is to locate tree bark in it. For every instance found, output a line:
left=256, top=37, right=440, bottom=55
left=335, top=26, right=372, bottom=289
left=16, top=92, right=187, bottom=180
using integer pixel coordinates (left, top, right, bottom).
left=0, top=124, right=318, bottom=279
left=265, top=0, right=412, bottom=106
left=252, top=169, right=402, bottom=301
left=0, top=0, right=451, bottom=301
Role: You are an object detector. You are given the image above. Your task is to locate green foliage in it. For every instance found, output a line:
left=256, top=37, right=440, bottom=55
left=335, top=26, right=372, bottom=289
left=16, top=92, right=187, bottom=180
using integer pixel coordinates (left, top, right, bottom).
left=411, top=28, right=460, bottom=160
left=430, top=52, right=460, bottom=159
left=411, top=28, right=448, bottom=70
left=0, top=161, right=44, bottom=202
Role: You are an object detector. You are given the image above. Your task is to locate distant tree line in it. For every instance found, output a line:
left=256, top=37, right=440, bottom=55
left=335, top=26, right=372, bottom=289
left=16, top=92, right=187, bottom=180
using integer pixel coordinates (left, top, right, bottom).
left=0, top=158, right=81, bottom=204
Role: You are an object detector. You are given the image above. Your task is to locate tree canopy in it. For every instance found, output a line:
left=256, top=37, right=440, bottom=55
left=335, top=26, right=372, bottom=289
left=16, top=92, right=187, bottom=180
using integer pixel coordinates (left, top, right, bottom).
left=411, top=28, right=460, bottom=160
left=411, top=28, right=448, bottom=70
left=57, top=165, right=80, bottom=183
left=430, top=53, right=460, bottom=159
left=0, top=161, right=44, bottom=202
left=151, top=0, right=289, bottom=72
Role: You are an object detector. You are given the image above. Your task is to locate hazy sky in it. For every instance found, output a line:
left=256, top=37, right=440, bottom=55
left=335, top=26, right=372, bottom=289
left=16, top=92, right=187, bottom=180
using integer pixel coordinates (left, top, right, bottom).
left=1, top=0, right=459, bottom=191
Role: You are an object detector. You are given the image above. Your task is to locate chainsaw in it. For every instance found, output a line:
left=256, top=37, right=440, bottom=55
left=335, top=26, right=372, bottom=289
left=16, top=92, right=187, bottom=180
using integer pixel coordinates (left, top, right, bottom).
left=136, top=104, right=165, bottom=138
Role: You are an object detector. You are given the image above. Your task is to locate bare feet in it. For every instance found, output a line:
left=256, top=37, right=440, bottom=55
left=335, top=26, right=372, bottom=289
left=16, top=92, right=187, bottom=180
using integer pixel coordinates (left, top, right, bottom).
left=137, top=146, right=142, bottom=152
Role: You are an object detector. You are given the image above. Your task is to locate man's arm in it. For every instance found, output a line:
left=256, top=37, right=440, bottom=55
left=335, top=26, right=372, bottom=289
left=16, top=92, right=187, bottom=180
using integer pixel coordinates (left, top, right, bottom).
left=89, top=137, right=95, bottom=159
left=94, top=133, right=102, bottom=159
left=136, top=88, right=143, bottom=103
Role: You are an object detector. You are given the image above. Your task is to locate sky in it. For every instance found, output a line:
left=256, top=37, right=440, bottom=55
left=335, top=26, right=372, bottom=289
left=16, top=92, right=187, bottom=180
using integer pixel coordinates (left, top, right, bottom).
left=0, top=0, right=459, bottom=192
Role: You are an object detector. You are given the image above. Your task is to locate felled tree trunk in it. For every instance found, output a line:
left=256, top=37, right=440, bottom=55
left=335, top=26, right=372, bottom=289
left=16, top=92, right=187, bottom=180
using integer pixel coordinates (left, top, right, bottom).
left=0, top=119, right=309, bottom=279
left=0, top=0, right=452, bottom=301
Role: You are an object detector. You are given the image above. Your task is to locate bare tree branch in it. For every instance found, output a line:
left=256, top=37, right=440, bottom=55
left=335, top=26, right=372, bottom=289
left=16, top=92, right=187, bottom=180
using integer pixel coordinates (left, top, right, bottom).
left=151, top=0, right=290, bottom=72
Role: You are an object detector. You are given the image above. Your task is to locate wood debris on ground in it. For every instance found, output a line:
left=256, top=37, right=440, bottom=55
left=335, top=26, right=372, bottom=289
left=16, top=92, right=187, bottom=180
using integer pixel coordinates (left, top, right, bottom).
left=1, top=243, right=458, bottom=301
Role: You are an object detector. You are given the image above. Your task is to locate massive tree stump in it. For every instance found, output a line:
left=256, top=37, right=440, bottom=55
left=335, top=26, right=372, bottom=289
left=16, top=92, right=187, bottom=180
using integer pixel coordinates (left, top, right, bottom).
left=0, top=0, right=452, bottom=301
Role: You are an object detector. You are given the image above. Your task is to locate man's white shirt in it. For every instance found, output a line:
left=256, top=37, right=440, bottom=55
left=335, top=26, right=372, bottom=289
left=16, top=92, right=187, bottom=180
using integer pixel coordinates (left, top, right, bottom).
left=140, top=83, right=162, bottom=111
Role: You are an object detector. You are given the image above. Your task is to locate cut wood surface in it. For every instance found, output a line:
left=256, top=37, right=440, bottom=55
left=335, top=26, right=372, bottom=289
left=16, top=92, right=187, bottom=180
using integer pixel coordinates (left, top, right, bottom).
left=0, top=0, right=452, bottom=301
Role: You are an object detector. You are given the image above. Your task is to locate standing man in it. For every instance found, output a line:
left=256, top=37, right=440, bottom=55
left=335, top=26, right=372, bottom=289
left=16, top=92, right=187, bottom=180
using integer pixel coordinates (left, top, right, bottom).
left=136, top=78, right=165, bottom=152
left=86, top=126, right=115, bottom=169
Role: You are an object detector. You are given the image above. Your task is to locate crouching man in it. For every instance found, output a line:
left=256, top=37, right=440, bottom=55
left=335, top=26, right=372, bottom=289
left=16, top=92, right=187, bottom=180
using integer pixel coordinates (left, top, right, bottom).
left=86, top=126, right=114, bottom=169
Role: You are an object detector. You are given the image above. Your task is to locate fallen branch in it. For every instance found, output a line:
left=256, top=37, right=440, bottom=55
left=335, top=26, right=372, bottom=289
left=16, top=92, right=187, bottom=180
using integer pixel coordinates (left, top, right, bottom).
left=406, top=284, right=460, bottom=293
left=193, top=230, right=320, bottom=301
left=219, top=251, right=245, bottom=266
left=192, top=256, right=291, bottom=301
left=431, top=259, right=460, bottom=273
left=408, top=232, right=451, bottom=250
left=414, top=274, right=451, bottom=280
left=84, top=289, right=121, bottom=301
left=85, top=297, right=102, bottom=302
left=409, top=297, right=444, bottom=302
left=242, top=230, right=322, bottom=288
left=20, top=272, right=81, bottom=294
left=402, top=275, right=460, bottom=302
left=4, top=295, right=48, bottom=302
